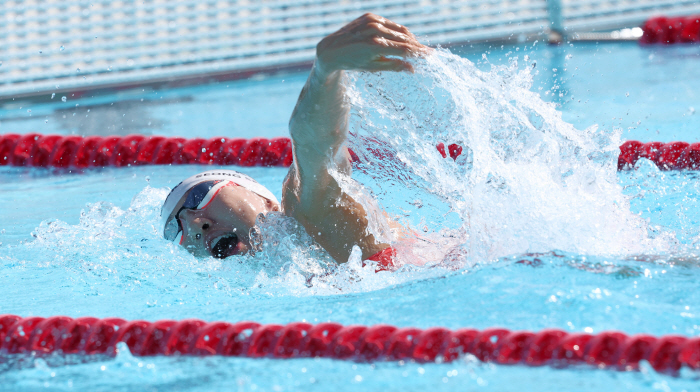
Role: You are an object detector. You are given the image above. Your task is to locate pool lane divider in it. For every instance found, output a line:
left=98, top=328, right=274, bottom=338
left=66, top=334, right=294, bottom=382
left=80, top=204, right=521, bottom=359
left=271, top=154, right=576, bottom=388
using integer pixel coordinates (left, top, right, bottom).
left=0, top=134, right=698, bottom=171
left=640, top=15, right=700, bottom=45
left=0, top=315, right=698, bottom=374
left=0, top=134, right=294, bottom=169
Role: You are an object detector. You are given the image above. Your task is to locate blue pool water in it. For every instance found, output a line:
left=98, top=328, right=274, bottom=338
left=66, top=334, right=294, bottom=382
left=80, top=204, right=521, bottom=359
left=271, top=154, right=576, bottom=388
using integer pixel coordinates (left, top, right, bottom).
left=1, top=42, right=700, bottom=391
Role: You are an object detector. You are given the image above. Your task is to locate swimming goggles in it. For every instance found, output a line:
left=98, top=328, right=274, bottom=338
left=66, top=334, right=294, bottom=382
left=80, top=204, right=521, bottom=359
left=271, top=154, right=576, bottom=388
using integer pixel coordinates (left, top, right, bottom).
left=163, top=180, right=235, bottom=244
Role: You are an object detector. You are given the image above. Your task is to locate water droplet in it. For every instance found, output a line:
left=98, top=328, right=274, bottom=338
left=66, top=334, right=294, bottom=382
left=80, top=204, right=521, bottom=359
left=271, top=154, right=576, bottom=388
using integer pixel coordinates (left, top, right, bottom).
left=38, top=50, right=42, bottom=54
left=61, top=96, right=67, bottom=102
left=107, top=65, right=112, bottom=71
left=76, top=68, right=81, bottom=73
left=625, top=92, right=630, bottom=97
left=59, top=46, right=65, bottom=51
left=565, top=54, right=573, bottom=60
left=51, top=93, right=55, bottom=99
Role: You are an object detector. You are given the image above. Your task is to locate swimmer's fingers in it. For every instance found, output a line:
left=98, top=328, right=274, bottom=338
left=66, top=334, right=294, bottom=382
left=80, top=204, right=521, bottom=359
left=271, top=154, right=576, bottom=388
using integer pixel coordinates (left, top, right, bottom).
left=370, top=38, right=430, bottom=59
left=315, top=14, right=428, bottom=74
left=370, top=57, right=414, bottom=73
left=362, top=22, right=429, bottom=55
left=368, top=15, right=417, bottom=40
left=364, top=22, right=412, bottom=43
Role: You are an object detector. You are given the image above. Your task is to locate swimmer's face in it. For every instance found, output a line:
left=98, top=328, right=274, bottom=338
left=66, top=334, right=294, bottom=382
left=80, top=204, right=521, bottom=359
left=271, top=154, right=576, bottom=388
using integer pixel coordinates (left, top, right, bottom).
left=177, top=185, right=279, bottom=258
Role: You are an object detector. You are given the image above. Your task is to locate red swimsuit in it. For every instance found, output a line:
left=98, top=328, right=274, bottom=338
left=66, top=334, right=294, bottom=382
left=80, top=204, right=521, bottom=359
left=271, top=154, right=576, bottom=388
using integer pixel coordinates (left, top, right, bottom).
left=364, top=247, right=397, bottom=272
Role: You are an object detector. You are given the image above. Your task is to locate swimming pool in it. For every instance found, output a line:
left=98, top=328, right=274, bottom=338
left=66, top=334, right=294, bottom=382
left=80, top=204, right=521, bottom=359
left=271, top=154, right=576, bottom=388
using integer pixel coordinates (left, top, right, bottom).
left=1, top=41, right=699, bottom=391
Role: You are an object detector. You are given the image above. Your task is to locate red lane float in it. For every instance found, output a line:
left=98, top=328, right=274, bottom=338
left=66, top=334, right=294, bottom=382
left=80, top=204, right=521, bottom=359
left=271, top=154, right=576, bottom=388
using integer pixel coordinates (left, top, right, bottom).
left=0, top=134, right=293, bottom=169
left=641, top=15, right=700, bottom=45
left=617, top=140, right=700, bottom=170
left=0, top=315, right=699, bottom=374
left=0, top=134, right=698, bottom=171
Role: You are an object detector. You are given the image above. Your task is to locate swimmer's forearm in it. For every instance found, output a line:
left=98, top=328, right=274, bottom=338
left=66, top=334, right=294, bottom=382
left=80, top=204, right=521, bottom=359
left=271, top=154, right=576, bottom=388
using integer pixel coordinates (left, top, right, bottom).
left=288, top=61, right=350, bottom=170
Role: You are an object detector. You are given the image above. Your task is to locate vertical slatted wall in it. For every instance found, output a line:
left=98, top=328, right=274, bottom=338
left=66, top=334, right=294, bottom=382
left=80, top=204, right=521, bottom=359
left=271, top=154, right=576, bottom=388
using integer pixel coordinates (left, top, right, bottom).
left=1, top=0, right=549, bottom=99
left=1, top=0, right=698, bottom=99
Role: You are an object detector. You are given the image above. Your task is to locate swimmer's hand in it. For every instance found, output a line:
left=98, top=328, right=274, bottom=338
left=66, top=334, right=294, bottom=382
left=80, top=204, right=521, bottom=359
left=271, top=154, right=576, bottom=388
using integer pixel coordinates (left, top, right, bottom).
left=316, top=13, right=430, bottom=76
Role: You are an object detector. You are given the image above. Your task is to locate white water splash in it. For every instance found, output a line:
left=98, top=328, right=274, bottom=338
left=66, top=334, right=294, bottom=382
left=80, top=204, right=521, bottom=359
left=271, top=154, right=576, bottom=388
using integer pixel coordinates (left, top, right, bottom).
left=346, top=48, right=674, bottom=265
left=1, top=186, right=432, bottom=298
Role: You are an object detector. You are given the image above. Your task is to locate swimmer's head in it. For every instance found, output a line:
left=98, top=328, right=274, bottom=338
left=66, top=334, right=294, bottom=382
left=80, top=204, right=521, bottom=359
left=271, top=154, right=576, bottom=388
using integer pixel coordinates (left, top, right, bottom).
left=160, top=170, right=280, bottom=258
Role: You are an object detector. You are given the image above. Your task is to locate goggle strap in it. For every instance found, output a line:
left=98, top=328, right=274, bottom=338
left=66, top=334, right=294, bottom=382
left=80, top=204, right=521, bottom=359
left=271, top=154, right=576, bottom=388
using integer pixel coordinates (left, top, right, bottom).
left=197, top=181, right=237, bottom=209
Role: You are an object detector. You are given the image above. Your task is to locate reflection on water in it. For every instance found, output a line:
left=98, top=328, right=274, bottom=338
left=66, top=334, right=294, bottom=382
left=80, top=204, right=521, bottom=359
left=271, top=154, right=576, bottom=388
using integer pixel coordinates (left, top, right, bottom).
left=52, top=98, right=184, bottom=136
left=0, top=97, right=189, bottom=136
left=0, top=72, right=306, bottom=140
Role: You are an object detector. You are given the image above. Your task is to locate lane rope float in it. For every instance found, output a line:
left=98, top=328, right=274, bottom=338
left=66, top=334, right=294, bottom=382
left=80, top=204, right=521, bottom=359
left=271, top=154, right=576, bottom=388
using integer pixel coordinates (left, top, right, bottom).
left=0, top=134, right=697, bottom=171
left=0, top=134, right=294, bottom=168
left=0, top=315, right=698, bottom=374
left=617, top=140, right=700, bottom=170
left=640, top=15, right=700, bottom=45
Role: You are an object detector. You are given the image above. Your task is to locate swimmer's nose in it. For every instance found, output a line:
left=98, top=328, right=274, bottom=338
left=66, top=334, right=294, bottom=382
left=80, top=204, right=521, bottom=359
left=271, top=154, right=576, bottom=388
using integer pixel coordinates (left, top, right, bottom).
left=180, top=209, right=214, bottom=241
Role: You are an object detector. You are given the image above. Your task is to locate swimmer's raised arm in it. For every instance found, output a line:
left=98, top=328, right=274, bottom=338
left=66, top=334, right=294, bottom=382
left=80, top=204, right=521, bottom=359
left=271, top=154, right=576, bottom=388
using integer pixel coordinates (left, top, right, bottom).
left=282, top=14, right=428, bottom=262
left=289, top=13, right=425, bottom=168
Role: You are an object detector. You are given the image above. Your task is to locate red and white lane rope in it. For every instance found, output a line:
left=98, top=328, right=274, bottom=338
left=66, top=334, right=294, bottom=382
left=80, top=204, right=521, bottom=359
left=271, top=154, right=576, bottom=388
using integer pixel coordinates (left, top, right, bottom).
left=0, top=134, right=698, bottom=171
left=0, top=134, right=293, bottom=168
left=640, top=15, right=700, bottom=45
left=617, top=140, right=700, bottom=170
left=0, top=315, right=698, bottom=374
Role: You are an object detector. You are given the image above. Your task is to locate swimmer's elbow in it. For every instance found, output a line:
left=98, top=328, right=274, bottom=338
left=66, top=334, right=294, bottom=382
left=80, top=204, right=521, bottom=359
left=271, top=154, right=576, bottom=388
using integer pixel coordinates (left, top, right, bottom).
left=289, top=120, right=344, bottom=156
left=288, top=119, right=315, bottom=149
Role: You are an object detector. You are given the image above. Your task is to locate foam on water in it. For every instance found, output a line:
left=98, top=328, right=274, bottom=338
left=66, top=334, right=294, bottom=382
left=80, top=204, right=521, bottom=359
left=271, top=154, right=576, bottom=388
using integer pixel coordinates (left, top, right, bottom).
left=0, top=185, right=438, bottom=301
left=345, top=48, right=676, bottom=265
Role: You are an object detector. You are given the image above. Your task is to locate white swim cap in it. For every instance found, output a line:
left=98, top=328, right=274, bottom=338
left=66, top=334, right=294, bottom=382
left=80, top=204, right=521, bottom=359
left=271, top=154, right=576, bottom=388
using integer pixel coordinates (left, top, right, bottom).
left=160, top=169, right=279, bottom=239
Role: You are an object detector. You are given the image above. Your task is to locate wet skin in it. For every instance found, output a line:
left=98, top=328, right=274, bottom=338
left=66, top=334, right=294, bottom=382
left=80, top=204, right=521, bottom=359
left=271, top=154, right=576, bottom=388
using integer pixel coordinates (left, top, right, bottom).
left=178, top=185, right=279, bottom=257
left=176, top=14, right=429, bottom=262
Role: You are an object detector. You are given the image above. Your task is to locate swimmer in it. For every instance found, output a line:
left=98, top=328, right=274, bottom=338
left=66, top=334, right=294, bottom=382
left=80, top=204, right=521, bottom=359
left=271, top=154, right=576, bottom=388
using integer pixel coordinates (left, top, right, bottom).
left=160, top=14, right=429, bottom=266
